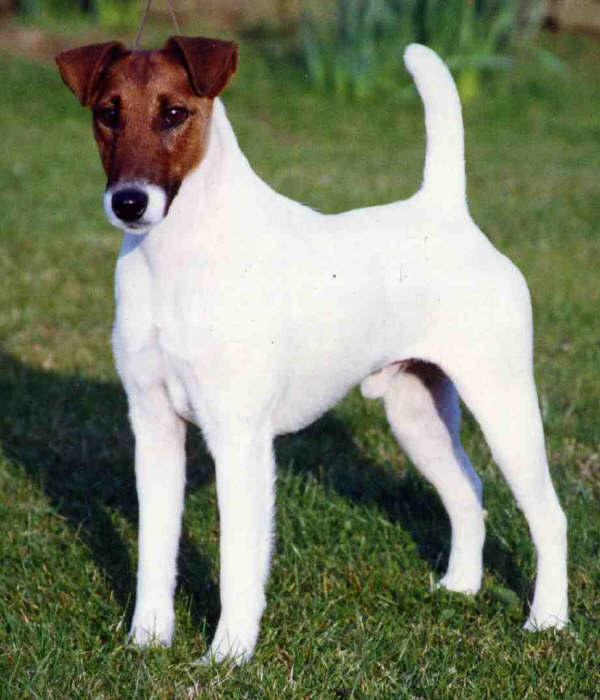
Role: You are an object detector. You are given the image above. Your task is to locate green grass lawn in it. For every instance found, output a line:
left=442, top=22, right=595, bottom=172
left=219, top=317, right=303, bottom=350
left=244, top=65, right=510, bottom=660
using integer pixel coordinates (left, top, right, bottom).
left=1, top=32, right=599, bottom=697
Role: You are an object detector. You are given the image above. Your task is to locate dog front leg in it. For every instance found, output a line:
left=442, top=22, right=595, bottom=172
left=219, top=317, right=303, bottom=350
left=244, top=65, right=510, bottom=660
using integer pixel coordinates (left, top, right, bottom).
left=203, top=422, right=276, bottom=664
left=128, top=394, right=186, bottom=647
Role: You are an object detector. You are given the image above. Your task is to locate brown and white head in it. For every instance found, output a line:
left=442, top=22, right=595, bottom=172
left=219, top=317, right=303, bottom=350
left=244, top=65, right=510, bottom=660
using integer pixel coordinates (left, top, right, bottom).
left=56, top=36, right=238, bottom=234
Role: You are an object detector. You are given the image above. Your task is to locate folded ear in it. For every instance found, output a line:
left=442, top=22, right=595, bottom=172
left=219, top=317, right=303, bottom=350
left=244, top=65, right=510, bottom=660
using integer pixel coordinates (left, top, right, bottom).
left=164, top=36, right=238, bottom=98
left=55, top=41, right=127, bottom=106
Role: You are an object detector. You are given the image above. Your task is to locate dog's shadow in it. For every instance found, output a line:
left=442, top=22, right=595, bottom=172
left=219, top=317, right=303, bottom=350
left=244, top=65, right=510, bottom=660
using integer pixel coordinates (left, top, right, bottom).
left=0, top=350, right=527, bottom=641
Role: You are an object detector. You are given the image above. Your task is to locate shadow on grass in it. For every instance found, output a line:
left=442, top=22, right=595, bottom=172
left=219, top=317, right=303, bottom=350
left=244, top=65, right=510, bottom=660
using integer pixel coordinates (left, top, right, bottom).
left=0, top=350, right=529, bottom=638
left=277, top=413, right=530, bottom=607
left=0, top=350, right=219, bottom=635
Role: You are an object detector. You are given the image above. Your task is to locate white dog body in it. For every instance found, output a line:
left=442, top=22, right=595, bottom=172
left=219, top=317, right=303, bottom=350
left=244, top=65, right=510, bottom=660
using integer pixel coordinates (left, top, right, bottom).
left=109, top=45, right=568, bottom=661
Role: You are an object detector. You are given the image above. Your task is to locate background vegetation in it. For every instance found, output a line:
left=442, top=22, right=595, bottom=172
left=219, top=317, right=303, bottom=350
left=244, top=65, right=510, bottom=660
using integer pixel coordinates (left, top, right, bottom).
left=0, top=10, right=599, bottom=698
left=298, top=0, right=558, bottom=101
left=12, top=0, right=564, bottom=99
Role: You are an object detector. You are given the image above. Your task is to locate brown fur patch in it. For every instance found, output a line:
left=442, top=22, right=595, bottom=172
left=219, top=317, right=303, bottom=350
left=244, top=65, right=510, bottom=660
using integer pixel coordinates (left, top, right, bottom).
left=56, top=36, right=238, bottom=213
left=92, top=50, right=213, bottom=206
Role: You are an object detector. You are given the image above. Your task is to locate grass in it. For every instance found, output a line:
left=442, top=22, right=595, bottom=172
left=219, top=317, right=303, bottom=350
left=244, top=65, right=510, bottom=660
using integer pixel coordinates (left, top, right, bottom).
left=1, top=31, right=599, bottom=697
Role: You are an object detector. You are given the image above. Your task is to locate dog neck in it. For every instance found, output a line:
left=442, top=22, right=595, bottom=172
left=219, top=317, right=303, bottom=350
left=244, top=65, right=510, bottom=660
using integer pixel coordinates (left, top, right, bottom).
left=177, top=99, right=258, bottom=212
left=142, top=99, right=266, bottom=251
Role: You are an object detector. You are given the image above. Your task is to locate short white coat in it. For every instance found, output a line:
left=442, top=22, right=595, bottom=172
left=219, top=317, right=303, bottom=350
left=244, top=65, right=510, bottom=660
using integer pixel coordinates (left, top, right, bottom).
left=111, top=45, right=567, bottom=662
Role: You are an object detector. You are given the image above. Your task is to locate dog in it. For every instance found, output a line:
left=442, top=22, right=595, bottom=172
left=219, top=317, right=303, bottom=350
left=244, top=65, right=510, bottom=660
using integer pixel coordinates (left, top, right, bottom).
left=55, top=36, right=568, bottom=663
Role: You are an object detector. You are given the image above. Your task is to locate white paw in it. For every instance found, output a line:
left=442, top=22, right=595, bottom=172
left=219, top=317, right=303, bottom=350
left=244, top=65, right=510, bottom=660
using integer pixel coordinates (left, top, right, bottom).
left=200, top=618, right=259, bottom=665
left=129, top=604, right=174, bottom=648
left=524, top=588, right=568, bottom=632
left=524, top=607, right=568, bottom=632
left=438, top=569, right=481, bottom=595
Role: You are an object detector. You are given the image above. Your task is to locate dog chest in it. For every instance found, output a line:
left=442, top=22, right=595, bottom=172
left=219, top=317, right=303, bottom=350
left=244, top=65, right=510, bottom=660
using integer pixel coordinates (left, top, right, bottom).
left=159, top=347, right=198, bottom=422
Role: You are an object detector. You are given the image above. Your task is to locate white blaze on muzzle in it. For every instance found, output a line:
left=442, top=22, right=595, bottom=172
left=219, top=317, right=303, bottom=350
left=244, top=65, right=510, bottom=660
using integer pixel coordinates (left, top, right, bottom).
left=103, top=181, right=168, bottom=234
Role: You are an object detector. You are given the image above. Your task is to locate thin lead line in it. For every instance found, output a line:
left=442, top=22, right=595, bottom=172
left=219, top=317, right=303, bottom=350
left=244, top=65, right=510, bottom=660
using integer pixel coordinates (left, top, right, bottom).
left=134, top=0, right=152, bottom=48
left=134, top=0, right=180, bottom=49
left=166, top=0, right=181, bottom=35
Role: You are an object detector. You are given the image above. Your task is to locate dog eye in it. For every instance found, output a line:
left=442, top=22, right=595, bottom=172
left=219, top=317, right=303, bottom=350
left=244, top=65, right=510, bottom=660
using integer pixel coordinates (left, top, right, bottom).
left=95, top=106, right=119, bottom=129
left=162, top=106, right=189, bottom=129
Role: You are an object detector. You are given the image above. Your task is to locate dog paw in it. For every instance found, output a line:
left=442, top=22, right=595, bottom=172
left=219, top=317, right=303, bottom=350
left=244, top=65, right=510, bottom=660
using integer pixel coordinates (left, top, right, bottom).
left=524, top=589, right=568, bottom=632
left=437, top=569, right=481, bottom=595
left=523, top=615, right=567, bottom=632
left=200, top=618, right=258, bottom=665
left=524, top=607, right=568, bottom=632
left=129, top=605, right=174, bottom=648
left=200, top=645, right=253, bottom=666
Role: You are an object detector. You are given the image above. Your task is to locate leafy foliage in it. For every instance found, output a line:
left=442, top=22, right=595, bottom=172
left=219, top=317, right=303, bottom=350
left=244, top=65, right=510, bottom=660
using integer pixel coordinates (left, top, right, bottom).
left=16, top=0, right=138, bottom=30
left=298, top=0, right=561, bottom=101
left=299, top=0, right=415, bottom=100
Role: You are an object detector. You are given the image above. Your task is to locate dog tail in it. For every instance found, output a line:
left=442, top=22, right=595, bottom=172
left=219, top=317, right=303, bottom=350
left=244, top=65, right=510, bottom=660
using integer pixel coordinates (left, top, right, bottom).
left=404, top=44, right=466, bottom=209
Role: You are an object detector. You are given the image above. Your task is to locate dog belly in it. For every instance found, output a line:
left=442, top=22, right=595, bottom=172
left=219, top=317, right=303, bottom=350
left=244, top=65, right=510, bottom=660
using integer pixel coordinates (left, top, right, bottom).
left=271, top=287, right=421, bottom=434
left=273, top=374, right=354, bottom=435
left=271, top=337, right=397, bottom=435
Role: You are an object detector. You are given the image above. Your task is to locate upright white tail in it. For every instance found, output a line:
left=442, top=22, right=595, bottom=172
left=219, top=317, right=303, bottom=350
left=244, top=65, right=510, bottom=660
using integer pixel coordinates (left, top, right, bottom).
left=404, top=44, right=466, bottom=210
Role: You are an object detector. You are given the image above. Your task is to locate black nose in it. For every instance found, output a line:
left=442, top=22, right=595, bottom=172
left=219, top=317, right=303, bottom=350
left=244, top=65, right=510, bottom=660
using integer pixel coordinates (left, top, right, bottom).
left=111, top=188, right=148, bottom=222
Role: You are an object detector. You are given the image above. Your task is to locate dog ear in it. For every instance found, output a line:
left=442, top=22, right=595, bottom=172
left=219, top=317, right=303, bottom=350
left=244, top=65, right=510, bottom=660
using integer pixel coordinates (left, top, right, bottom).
left=55, top=41, right=127, bottom=106
left=164, top=36, right=238, bottom=98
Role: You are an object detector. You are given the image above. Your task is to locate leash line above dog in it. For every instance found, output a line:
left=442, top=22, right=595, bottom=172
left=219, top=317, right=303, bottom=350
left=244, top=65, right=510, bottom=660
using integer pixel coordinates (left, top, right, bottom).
left=134, top=0, right=181, bottom=49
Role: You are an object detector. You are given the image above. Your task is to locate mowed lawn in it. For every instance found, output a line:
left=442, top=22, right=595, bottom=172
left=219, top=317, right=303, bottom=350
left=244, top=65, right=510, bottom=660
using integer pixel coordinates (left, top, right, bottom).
left=0, top=31, right=599, bottom=697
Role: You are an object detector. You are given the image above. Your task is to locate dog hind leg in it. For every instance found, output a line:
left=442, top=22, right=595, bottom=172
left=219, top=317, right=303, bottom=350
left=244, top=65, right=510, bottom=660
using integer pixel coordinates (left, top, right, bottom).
left=383, top=361, right=485, bottom=594
left=446, top=356, right=568, bottom=630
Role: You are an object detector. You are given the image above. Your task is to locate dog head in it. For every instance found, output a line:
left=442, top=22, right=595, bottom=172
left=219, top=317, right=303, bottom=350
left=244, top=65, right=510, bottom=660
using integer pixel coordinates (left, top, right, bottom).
left=56, top=36, right=238, bottom=234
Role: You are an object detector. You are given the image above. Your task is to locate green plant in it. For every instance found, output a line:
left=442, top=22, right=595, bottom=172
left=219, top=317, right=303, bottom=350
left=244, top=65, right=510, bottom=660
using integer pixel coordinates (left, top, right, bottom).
left=299, top=0, right=414, bottom=100
left=96, top=0, right=138, bottom=30
left=298, top=0, right=555, bottom=102
left=419, top=0, right=518, bottom=101
left=15, top=0, right=138, bottom=30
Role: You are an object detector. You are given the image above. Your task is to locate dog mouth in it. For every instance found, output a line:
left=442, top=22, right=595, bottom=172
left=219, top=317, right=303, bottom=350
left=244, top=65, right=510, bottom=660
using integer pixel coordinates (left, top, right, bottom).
left=103, top=182, right=168, bottom=234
